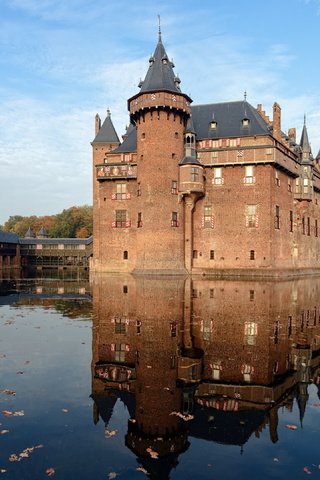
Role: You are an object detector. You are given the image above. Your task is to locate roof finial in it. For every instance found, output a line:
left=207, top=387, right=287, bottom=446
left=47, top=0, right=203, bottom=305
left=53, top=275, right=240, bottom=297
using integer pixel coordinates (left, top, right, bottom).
left=107, top=108, right=111, bottom=117
left=158, top=14, right=161, bottom=41
left=304, top=113, right=306, bottom=126
left=244, top=91, right=247, bottom=101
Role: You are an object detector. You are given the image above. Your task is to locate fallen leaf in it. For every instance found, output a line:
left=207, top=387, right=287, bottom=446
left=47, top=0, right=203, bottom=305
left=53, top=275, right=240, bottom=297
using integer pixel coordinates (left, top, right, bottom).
left=62, top=409, right=69, bottom=413
left=108, top=473, right=118, bottom=479
left=105, top=429, right=118, bottom=438
left=46, top=467, right=56, bottom=476
left=303, top=467, right=312, bottom=474
left=16, top=371, right=24, bottom=375
left=286, top=424, right=298, bottom=430
left=170, top=411, right=194, bottom=421
left=0, top=469, right=7, bottom=473
left=0, top=430, right=9, bottom=435
left=273, top=458, right=279, bottom=462
left=0, top=389, right=16, bottom=396
left=136, top=467, right=148, bottom=474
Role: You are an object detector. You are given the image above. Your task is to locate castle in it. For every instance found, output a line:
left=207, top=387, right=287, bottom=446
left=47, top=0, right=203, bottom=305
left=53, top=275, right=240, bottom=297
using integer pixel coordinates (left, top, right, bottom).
left=92, top=31, right=320, bottom=275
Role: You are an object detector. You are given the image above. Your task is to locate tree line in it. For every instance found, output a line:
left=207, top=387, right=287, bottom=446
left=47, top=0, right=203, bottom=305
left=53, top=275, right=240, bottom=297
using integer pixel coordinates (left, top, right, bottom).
left=0, top=205, right=93, bottom=238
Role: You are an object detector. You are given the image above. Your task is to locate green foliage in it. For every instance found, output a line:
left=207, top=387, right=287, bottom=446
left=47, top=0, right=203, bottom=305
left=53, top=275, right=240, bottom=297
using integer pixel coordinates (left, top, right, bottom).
left=2, top=206, right=93, bottom=239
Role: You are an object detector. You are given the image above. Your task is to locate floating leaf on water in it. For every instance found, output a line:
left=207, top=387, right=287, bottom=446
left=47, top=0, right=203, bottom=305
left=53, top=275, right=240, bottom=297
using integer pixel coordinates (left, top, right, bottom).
left=286, top=424, right=298, bottom=430
left=62, top=409, right=69, bottom=413
left=105, top=429, right=118, bottom=438
left=303, top=466, right=312, bottom=474
left=146, top=447, right=159, bottom=459
left=0, top=430, right=9, bottom=435
left=0, top=469, right=7, bottom=473
left=108, top=472, right=118, bottom=479
left=136, top=466, right=148, bottom=474
left=46, top=467, right=56, bottom=476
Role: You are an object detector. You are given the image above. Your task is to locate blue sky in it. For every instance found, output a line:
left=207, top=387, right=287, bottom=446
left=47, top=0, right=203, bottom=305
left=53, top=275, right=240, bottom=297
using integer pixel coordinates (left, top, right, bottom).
left=0, top=0, right=320, bottom=225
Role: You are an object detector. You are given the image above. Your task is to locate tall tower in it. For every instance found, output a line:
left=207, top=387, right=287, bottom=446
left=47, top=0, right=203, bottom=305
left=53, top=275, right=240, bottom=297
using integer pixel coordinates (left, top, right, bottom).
left=128, top=29, right=192, bottom=273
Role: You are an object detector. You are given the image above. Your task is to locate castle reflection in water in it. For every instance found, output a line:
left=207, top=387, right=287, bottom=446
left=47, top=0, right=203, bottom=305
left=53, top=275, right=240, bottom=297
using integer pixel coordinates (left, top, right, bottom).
left=91, top=275, right=320, bottom=473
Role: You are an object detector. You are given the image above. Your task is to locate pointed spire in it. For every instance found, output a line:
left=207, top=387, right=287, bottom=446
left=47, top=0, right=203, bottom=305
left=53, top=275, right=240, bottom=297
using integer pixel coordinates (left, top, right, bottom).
left=138, top=25, right=183, bottom=95
left=300, top=115, right=312, bottom=163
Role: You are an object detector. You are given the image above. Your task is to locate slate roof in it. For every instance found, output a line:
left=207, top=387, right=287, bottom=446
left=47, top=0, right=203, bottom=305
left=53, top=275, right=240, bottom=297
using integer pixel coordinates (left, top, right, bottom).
left=191, top=100, right=271, bottom=139
left=138, top=34, right=182, bottom=96
left=92, top=111, right=120, bottom=145
left=19, top=236, right=93, bottom=246
left=0, top=231, right=20, bottom=244
left=113, top=100, right=272, bottom=154
left=113, top=124, right=136, bottom=153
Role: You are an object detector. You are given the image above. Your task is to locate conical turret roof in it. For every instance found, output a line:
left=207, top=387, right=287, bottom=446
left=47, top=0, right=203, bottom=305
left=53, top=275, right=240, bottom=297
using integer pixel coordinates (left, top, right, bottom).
left=138, top=32, right=182, bottom=95
left=92, top=109, right=120, bottom=145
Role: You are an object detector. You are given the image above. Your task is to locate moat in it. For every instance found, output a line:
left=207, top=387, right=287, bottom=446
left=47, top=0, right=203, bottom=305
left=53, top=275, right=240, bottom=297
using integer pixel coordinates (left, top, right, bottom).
left=1, top=270, right=320, bottom=479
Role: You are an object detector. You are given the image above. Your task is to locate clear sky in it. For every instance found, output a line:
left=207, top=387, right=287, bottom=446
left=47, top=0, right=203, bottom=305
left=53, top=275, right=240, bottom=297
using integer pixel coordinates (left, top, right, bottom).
left=0, top=0, right=320, bottom=225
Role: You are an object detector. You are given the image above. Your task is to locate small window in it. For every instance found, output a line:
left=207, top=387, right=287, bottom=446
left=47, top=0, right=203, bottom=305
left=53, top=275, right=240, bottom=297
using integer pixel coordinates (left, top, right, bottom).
left=249, top=250, right=255, bottom=260
left=193, top=250, right=198, bottom=259
left=302, top=217, right=305, bottom=235
left=209, top=288, right=214, bottom=298
left=171, top=180, right=178, bottom=194
left=137, top=212, right=142, bottom=228
left=203, top=206, right=213, bottom=228
left=213, top=167, right=224, bottom=185
left=275, top=205, right=280, bottom=229
left=137, top=182, right=141, bottom=196
left=289, top=210, right=293, bottom=232
left=171, top=212, right=178, bottom=227
left=246, top=204, right=258, bottom=228
left=210, top=121, right=217, bottom=129
left=249, top=290, right=255, bottom=301
left=123, top=285, right=128, bottom=294
left=275, top=171, right=280, bottom=186
left=123, top=250, right=128, bottom=260
left=210, top=250, right=215, bottom=260
left=307, top=217, right=311, bottom=236
left=141, top=133, right=145, bottom=139
left=242, top=118, right=250, bottom=127
left=244, top=165, right=255, bottom=184
left=315, top=219, right=318, bottom=237
left=191, top=167, right=199, bottom=182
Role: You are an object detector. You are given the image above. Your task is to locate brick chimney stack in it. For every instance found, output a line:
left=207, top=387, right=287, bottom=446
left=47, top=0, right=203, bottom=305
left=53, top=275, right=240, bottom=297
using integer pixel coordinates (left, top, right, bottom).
left=272, top=102, right=281, bottom=139
left=288, top=128, right=296, bottom=143
left=95, top=113, right=101, bottom=136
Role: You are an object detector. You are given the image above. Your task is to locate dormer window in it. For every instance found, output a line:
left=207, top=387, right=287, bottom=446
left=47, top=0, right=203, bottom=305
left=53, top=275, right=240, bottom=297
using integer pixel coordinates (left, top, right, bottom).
left=242, top=118, right=250, bottom=127
left=162, top=55, right=168, bottom=65
left=210, top=121, right=217, bottom=129
left=149, top=56, right=155, bottom=65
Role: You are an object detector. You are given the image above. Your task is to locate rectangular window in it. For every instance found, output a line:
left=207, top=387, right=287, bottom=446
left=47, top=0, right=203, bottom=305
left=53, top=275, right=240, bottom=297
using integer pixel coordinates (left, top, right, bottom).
left=137, top=212, right=142, bottom=228
left=244, top=165, right=255, bottom=184
left=213, top=167, right=224, bottom=185
left=114, top=183, right=128, bottom=200
left=288, top=180, right=292, bottom=192
left=171, top=212, right=178, bottom=227
left=289, top=210, right=293, bottom=232
left=249, top=250, right=255, bottom=260
left=115, top=210, right=128, bottom=228
left=275, top=205, right=280, bottom=229
left=191, top=167, right=199, bottom=182
left=193, top=250, right=198, bottom=259
left=137, top=182, right=141, bottom=196
left=307, top=217, right=311, bottom=236
left=246, top=204, right=258, bottom=227
left=210, top=250, right=215, bottom=260
left=171, top=180, right=178, bottom=194
left=114, top=344, right=127, bottom=362
left=315, top=219, right=318, bottom=237
left=115, top=318, right=126, bottom=334
left=275, top=171, right=280, bottom=186
left=302, top=217, right=305, bottom=235
left=303, top=178, right=310, bottom=194
left=204, top=206, right=213, bottom=227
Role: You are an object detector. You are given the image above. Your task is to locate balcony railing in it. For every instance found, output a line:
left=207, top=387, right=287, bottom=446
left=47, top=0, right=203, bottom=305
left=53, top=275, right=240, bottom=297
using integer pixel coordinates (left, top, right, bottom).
left=96, top=163, right=137, bottom=180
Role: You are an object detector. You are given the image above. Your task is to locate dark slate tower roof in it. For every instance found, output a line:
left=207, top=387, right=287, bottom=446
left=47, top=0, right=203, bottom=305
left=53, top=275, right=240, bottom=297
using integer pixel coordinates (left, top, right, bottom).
left=191, top=100, right=271, bottom=139
left=113, top=124, right=136, bottom=153
left=92, top=110, right=120, bottom=144
left=299, top=117, right=313, bottom=164
left=138, top=31, right=182, bottom=95
left=25, top=227, right=35, bottom=238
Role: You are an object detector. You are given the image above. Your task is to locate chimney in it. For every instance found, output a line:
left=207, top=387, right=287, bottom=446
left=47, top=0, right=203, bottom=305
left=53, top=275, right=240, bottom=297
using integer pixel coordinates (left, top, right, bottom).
left=95, top=114, right=101, bottom=136
left=272, top=102, right=281, bottom=138
left=256, top=104, right=270, bottom=124
left=288, top=128, right=296, bottom=143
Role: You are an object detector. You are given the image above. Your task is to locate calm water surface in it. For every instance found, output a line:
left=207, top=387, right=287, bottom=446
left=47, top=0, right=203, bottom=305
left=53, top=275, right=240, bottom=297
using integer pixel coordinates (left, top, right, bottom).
left=1, top=273, right=320, bottom=479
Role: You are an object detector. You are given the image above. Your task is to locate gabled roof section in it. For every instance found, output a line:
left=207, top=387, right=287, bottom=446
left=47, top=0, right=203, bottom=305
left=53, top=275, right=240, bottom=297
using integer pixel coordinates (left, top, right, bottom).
left=138, top=33, right=182, bottom=95
left=113, top=124, right=137, bottom=153
left=191, top=100, right=271, bottom=140
left=92, top=110, right=120, bottom=145
left=0, top=231, right=19, bottom=244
